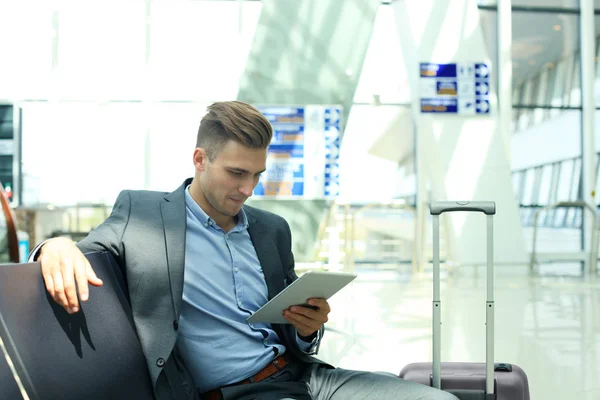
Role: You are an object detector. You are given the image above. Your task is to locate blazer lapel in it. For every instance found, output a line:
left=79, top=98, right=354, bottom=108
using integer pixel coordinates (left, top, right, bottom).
left=160, top=179, right=190, bottom=317
left=245, top=208, right=285, bottom=300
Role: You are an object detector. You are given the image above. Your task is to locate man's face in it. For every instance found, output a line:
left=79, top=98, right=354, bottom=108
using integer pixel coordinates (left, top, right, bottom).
left=199, top=140, right=267, bottom=218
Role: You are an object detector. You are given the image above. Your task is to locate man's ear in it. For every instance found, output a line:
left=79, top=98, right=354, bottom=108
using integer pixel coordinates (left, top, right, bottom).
left=193, top=148, right=208, bottom=172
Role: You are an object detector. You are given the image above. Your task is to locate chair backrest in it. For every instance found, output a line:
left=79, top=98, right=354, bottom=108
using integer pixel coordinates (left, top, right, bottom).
left=0, top=341, right=23, bottom=400
left=0, top=251, right=154, bottom=400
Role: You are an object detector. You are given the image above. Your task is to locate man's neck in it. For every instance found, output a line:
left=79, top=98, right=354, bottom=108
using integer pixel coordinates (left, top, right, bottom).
left=189, top=180, right=236, bottom=232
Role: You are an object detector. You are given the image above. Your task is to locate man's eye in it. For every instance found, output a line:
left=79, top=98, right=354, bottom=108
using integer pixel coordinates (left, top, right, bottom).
left=229, top=170, right=243, bottom=176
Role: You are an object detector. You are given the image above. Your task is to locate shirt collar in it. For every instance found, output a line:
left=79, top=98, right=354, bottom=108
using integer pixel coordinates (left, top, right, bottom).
left=185, top=185, right=249, bottom=231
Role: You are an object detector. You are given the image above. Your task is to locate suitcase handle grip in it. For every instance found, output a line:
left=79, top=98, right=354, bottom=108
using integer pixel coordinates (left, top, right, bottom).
left=430, top=201, right=496, bottom=216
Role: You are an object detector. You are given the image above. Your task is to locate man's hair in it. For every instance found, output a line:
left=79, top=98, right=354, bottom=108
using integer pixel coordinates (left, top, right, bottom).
left=196, top=101, right=273, bottom=161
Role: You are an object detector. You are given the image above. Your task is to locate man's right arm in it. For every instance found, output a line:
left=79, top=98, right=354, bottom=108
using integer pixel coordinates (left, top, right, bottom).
left=38, top=190, right=132, bottom=314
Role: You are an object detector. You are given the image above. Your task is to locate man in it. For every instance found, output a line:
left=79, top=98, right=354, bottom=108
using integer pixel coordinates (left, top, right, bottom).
left=36, top=101, right=457, bottom=400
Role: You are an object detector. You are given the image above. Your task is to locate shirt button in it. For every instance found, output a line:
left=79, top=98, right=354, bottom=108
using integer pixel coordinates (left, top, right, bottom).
left=238, top=301, right=242, bottom=307
left=156, top=358, right=165, bottom=367
left=263, top=340, right=268, bottom=345
left=234, top=267, right=239, bottom=273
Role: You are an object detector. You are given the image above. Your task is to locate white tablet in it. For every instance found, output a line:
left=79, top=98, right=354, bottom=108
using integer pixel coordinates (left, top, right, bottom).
left=247, top=271, right=357, bottom=324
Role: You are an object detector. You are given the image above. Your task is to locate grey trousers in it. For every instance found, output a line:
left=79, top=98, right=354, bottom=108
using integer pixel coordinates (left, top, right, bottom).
left=218, top=359, right=459, bottom=400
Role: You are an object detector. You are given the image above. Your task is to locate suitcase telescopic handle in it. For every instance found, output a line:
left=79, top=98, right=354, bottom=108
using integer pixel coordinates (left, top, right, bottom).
left=429, top=201, right=496, bottom=216
left=429, top=201, right=496, bottom=396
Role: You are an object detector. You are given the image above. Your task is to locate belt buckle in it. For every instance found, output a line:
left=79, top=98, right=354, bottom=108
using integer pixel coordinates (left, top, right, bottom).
left=272, top=355, right=286, bottom=370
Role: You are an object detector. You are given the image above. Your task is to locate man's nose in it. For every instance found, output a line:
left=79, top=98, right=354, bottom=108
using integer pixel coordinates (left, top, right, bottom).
left=239, top=179, right=254, bottom=197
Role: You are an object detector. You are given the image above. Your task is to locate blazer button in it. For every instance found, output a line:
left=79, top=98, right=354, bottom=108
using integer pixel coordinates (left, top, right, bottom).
left=156, top=358, right=165, bottom=367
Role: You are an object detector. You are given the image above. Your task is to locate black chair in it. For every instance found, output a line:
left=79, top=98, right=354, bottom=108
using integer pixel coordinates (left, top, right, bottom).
left=0, top=341, right=22, bottom=400
left=0, top=251, right=154, bottom=400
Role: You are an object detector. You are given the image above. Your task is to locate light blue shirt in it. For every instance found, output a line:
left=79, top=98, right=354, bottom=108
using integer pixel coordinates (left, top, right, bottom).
left=176, top=187, right=315, bottom=392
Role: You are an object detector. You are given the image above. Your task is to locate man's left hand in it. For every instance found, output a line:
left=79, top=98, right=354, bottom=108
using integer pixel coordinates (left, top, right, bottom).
left=283, top=298, right=330, bottom=338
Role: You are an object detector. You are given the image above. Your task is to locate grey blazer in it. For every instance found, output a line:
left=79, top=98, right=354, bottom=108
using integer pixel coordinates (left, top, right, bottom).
left=76, top=178, right=327, bottom=399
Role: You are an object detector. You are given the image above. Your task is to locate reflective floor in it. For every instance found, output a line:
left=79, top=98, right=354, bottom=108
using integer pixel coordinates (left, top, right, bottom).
left=318, top=265, right=600, bottom=400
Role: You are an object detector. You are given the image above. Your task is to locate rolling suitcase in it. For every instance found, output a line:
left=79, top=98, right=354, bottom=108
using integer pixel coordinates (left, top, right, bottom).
left=399, top=201, right=530, bottom=400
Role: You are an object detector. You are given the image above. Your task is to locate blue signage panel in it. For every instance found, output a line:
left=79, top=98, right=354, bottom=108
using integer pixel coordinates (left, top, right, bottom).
left=255, top=105, right=342, bottom=198
left=420, top=63, right=457, bottom=78
left=421, top=99, right=458, bottom=113
left=419, top=62, right=490, bottom=115
left=256, top=106, right=306, bottom=197
left=323, top=106, right=341, bottom=197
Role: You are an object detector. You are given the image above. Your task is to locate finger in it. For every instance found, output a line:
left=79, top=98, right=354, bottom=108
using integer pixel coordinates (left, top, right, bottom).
left=284, top=309, right=322, bottom=331
left=307, top=298, right=331, bottom=314
left=42, top=271, right=55, bottom=298
left=51, top=268, right=69, bottom=309
left=60, top=259, right=79, bottom=312
left=85, top=260, right=103, bottom=287
left=74, top=258, right=89, bottom=302
left=289, top=305, right=328, bottom=324
left=40, top=255, right=55, bottom=297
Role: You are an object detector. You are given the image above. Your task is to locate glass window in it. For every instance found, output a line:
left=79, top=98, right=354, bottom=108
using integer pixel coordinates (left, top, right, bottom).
left=562, top=54, right=576, bottom=107
left=550, top=62, right=567, bottom=116
left=55, top=0, right=146, bottom=100
left=556, top=159, right=575, bottom=202
left=552, top=206, right=568, bottom=227
left=538, top=164, right=554, bottom=205
left=569, top=51, right=581, bottom=107
left=595, top=153, right=600, bottom=204
left=530, top=167, right=543, bottom=205
left=21, top=103, right=146, bottom=206
left=570, top=157, right=581, bottom=201
left=522, top=168, right=536, bottom=205
left=511, top=1, right=578, bottom=5
left=546, top=162, right=561, bottom=224
left=532, top=71, right=549, bottom=124
left=573, top=207, right=583, bottom=228
left=513, top=84, right=525, bottom=132
left=147, top=103, right=209, bottom=192
left=512, top=170, right=523, bottom=202
left=517, top=80, right=534, bottom=130
left=0, top=1, right=53, bottom=99
left=512, top=11, right=579, bottom=112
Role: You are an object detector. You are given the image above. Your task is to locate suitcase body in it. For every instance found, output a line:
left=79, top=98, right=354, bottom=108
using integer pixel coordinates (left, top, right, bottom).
left=399, top=201, right=530, bottom=400
left=400, top=362, right=530, bottom=400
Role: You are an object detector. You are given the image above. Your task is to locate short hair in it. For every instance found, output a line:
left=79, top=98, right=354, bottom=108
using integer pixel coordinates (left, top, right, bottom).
left=196, top=101, right=273, bottom=161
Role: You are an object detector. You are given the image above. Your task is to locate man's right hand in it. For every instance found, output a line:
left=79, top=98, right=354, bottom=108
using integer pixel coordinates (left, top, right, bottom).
left=40, top=237, right=103, bottom=314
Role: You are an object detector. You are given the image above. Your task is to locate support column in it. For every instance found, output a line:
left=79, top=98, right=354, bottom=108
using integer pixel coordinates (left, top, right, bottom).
left=580, top=0, right=596, bottom=274
left=497, top=0, right=512, bottom=160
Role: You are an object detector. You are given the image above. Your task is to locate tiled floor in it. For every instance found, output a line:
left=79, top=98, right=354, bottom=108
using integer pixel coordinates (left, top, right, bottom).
left=317, top=265, right=600, bottom=400
left=2, top=264, right=598, bottom=399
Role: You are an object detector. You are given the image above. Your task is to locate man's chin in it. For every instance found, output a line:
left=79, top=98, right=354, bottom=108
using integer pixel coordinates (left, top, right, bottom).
left=221, top=203, right=244, bottom=216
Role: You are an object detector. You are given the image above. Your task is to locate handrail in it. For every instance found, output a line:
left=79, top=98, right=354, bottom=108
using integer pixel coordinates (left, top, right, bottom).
left=530, top=201, right=599, bottom=275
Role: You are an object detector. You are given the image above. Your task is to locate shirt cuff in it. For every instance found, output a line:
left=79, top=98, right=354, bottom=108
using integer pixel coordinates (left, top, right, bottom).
left=295, top=330, right=320, bottom=355
left=28, top=239, right=53, bottom=262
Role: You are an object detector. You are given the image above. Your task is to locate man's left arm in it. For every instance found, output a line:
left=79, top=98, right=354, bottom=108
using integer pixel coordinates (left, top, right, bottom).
left=278, top=219, right=326, bottom=354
